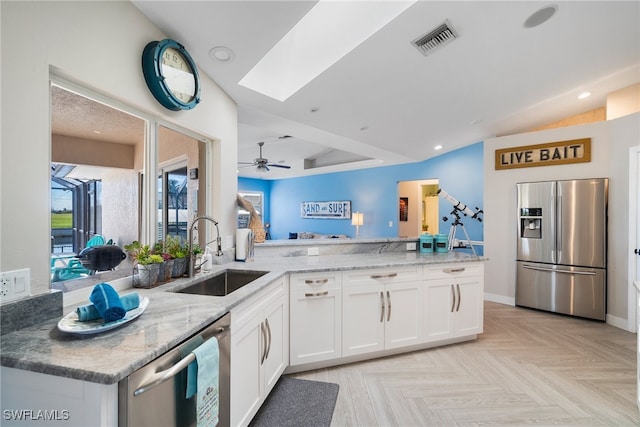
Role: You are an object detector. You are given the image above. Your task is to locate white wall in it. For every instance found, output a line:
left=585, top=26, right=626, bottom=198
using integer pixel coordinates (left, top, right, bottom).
left=1, top=1, right=238, bottom=296
left=483, top=113, right=640, bottom=326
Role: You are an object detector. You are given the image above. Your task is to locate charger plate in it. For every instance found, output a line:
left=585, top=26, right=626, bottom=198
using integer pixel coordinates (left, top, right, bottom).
left=57, top=297, right=149, bottom=335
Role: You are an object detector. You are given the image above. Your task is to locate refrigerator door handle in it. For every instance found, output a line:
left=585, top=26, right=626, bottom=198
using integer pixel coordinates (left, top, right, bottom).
left=556, top=194, right=562, bottom=259
left=522, top=264, right=596, bottom=276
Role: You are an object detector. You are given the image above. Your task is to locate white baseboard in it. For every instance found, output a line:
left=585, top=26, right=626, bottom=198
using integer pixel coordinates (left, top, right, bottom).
left=606, top=313, right=632, bottom=332
left=484, top=292, right=515, bottom=306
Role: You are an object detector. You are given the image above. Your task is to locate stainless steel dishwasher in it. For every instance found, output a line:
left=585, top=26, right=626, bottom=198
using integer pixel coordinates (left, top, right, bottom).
left=118, top=312, right=230, bottom=427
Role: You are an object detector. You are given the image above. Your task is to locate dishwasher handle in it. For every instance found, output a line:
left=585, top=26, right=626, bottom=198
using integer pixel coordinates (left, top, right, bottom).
left=133, top=325, right=228, bottom=396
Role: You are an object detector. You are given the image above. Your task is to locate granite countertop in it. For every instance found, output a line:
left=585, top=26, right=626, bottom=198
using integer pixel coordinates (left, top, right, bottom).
left=256, top=236, right=419, bottom=247
left=0, top=251, right=485, bottom=385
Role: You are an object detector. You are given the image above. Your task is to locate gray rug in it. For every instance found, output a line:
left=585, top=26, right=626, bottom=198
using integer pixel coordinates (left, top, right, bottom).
left=249, top=376, right=339, bottom=427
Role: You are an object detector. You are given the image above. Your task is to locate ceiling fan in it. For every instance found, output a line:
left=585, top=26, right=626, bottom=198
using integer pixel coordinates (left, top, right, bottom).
left=239, top=141, right=292, bottom=173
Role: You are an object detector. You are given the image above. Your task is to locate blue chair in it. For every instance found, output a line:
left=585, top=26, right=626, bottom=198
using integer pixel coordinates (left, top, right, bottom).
left=86, top=235, right=105, bottom=247
left=51, top=235, right=105, bottom=282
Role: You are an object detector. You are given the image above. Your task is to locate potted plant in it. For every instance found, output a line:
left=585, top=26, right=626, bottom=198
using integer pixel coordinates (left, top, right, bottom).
left=165, top=235, right=189, bottom=278
left=153, top=242, right=175, bottom=282
left=125, top=241, right=164, bottom=288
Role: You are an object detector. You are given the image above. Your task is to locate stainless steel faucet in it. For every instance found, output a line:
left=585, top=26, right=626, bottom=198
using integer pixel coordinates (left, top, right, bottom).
left=188, top=215, right=223, bottom=277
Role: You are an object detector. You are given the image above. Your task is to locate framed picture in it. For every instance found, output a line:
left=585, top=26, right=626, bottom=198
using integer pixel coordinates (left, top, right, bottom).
left=399, top=197, right=408, bottom=221
left=300, top=200, right=351, bottom=219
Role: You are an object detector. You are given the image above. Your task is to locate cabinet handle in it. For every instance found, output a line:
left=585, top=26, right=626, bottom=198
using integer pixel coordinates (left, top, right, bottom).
left=265, top=318, right=272, bottom=360
left=371, top=273, right=398, bottom=280
left=456, top=284, right=461, bottom=311
left=450, top=285, right=456, bottom=312
left=304, top=291, right=329, bottom=298
left=386, top=290, right=391, bottom=322
left=444, top=267, right=465, bottom=274
left=304, top=278, right=329, bottom=285
left=380, top=291, right=385, bottom=323
left=260, top=322, right=267, bottom=364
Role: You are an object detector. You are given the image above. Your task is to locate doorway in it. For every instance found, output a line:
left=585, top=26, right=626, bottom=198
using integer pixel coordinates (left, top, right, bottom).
left=397, top=179, right=439, bottom=238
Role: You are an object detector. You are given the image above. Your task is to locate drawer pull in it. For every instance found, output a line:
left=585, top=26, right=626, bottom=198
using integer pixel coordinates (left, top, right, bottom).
left=304, top=278, right=329, bottom=285
left=304, top=291, right=329, bottom=298
left=371, top=273, right=398, bottom=280
left=443, top=267, right=465, bottom=274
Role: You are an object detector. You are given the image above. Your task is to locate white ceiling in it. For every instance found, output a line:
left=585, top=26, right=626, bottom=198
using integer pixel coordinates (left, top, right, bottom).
left=129, top=1, right=639, bottom=179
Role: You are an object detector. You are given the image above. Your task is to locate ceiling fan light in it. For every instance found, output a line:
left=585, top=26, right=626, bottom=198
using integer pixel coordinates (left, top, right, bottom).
left=256, top=164, right=269, bottom=173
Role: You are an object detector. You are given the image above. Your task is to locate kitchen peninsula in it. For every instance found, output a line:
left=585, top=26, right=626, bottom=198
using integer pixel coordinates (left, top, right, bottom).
left=1, top=239, right=486, bottom=426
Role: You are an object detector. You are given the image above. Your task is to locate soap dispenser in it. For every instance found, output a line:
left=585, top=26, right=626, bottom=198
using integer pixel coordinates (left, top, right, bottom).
left=201, top=247, right=212, bottom=273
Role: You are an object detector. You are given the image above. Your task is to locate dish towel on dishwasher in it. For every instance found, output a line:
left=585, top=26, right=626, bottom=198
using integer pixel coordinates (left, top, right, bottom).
left=192, top=337, right=220, bottom=427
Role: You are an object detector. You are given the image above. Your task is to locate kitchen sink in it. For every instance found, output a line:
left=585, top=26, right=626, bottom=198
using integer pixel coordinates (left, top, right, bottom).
left=176, top=269, right=269, bottom=296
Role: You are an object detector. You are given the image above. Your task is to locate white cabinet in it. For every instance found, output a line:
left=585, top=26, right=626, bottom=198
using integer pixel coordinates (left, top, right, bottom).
left=290, top=271, right=342, bottom=365
left=230, top=277, right=288, bottom=427
left=1, top=366, right=118, bottom=427
left=422, top=263, right=484, bottom=342
left=342, top=267, right=422, bottom=357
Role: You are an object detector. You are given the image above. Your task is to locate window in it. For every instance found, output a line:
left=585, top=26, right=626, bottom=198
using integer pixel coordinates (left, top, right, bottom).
left=50, top=81, right=210, bottom=292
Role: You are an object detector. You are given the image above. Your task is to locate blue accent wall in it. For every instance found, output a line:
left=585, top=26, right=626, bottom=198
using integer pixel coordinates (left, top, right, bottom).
left=239, top=142, right=484, bottom=247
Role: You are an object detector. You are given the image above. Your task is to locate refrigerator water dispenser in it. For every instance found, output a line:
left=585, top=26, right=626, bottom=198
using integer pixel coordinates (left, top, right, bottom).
left=519, top=208, right=542, bottom=239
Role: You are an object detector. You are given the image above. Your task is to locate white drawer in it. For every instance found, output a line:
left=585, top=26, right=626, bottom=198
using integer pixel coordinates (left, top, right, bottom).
left=290, top=271, right=342, bottom=291
left=343, top=266, right=422, bottom=287
left=423, top=263, right=483, bottom=280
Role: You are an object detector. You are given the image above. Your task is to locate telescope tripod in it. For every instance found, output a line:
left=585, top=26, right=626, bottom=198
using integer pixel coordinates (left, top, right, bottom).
left=444, top=210, right=478, bottom=257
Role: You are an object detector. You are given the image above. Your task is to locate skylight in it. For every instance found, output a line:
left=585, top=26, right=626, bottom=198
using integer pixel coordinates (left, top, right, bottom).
left=239, top=0, right=416, bottom=102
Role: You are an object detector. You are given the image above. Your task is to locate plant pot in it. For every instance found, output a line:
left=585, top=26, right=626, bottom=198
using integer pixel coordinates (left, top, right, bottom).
left=133, top=263, right=160, bottom=288
left=171, top=257, right=188, bottom=278
left=158, top=259, right=174, bottom=282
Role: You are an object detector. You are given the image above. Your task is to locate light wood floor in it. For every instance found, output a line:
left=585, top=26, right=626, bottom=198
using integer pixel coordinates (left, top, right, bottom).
left=292, top=302, right=638, bottom=426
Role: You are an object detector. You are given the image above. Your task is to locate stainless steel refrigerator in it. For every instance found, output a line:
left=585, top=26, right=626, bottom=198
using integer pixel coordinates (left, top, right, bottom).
left=516, top=178, right=608, bottom=321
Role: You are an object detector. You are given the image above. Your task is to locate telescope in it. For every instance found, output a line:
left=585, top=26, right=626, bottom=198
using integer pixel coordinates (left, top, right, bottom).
left=437, top=188, right=483, bottom=222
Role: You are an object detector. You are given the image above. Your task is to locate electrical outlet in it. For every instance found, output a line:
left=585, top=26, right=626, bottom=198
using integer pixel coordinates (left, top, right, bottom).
left=406, top=242, right=417, bottom=251
left=0, top=269, right=31, bottom=303
left=307, top=247, right=320, bottom=256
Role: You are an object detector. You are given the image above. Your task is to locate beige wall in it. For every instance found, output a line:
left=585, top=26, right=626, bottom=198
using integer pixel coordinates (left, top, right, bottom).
left=52, top=135, right=135, bottom=169
left=607, top=83, right=640, bottom=120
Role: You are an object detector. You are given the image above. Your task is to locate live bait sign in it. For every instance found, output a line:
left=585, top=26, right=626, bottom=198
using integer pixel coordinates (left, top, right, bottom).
left=495, top=138, right=591, bottom=170
left=301, top=200, right=351, bottom=219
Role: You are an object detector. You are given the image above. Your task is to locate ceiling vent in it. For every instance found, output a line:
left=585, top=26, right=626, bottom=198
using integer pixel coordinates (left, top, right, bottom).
left=411, top=20, right=458, bottom=56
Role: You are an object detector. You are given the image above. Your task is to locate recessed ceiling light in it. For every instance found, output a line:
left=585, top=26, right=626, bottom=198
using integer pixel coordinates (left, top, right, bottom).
left=92, top=130, right=101, bottom=134
left=524, top=5, right=558, bottom=28
left=434, top=145, right=443, bottom=150
left=578, top=91, right=591, bottom=100
left=209, top=46, right=235, bottom=62
left=239, top=0, right=417, bottom=101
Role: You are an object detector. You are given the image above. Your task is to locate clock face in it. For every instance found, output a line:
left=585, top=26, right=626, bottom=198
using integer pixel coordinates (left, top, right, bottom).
left=161, top=47, right=196, bottom=104
left=142, top=39, right=201, bottom=111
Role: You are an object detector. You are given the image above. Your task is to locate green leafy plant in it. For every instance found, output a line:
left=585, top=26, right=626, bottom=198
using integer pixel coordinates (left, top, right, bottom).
left=124, top=241, right=156, bottom=265
left=153, top=241, right=174, bottom=261
left=165, top=235, right=189, bottom=259
left=140, top=254, right=164, bottom=265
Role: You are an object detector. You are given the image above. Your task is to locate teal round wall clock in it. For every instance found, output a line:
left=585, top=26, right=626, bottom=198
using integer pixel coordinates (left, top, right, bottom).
left=142, top=39, right=201, bottom=111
